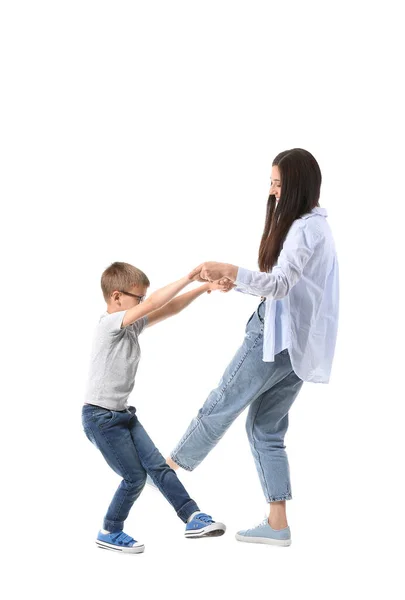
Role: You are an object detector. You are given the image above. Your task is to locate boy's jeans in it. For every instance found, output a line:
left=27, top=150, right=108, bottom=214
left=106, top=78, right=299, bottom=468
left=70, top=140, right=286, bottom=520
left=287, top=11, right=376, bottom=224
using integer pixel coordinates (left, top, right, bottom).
left=171, top=299, right=304, bottom=502
left=82, top=405, right=199, bottom=532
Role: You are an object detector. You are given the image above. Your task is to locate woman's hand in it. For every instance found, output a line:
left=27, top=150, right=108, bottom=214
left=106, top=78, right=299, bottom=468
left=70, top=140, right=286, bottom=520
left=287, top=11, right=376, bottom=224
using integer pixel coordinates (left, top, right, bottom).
left=189, top=262, right=238, bottom=282
left=190, top=272, right=207, bottom=283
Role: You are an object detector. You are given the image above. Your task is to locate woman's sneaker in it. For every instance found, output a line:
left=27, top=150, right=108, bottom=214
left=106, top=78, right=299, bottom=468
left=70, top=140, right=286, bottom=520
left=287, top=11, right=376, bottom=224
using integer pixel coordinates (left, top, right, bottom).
left=96, top=530, right=145, bottom=553
left=185, top=512, right=226, bottom=538
left=235, top=518, right=291, bottom=546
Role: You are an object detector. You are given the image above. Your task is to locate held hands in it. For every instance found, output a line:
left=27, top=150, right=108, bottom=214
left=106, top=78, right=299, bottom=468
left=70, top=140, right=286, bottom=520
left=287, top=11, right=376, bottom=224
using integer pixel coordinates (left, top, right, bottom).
left=188, top=261, right=229, bottom=282
left=206, top=278, right=235, bottom=294
left=186, top=261, right=237, bottom=294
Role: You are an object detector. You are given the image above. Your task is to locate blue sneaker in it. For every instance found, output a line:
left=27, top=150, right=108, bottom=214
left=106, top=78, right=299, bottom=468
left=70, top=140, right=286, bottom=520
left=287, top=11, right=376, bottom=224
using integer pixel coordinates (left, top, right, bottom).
left=236, top=518, right=291, bottom=546
left=185, top=513, right=226, bottom=538
left=96, top=530, right=145, bottom=553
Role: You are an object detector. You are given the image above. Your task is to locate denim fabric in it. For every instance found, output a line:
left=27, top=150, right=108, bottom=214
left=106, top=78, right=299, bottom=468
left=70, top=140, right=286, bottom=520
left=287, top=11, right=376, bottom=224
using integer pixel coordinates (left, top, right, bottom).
left=82, top=404, right=199, bottom=531
left=170, top=300, right=303, bottom=502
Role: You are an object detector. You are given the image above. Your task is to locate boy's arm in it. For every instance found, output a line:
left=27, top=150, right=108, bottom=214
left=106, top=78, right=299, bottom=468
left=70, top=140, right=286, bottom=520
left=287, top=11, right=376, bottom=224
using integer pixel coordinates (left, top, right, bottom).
left=145, top=282, right=222, bottom=328
left=122, top=275, right=193, bottom=328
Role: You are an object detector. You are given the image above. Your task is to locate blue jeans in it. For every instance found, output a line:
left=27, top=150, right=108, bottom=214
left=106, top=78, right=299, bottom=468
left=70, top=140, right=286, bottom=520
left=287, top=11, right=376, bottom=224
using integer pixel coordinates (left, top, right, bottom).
left=82, top=405, right=199, bottom=532
left=171, top=299, right=303, bottom=502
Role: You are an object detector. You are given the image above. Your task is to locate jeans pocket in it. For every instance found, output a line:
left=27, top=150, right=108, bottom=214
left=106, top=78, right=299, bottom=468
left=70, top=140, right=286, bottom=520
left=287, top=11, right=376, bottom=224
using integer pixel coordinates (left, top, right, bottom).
left=245, top=312, right=255, bottom=329
left=257, top=299, right=265, bottom=324
left=92, top=407, right=116, bottom=429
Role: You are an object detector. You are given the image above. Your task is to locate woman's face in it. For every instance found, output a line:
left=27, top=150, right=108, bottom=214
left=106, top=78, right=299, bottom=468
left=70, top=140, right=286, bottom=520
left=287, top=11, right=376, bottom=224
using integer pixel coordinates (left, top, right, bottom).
left=270, top=165, right=281, bottom=201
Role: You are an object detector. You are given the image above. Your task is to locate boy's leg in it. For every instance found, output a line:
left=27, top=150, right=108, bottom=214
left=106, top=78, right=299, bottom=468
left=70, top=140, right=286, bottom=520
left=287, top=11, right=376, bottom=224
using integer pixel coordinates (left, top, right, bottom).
left=128, top=409, right=199, bottom=523
left=82, top=405, right=147, bottom=532
left=169, top=308, right=292, bottom=471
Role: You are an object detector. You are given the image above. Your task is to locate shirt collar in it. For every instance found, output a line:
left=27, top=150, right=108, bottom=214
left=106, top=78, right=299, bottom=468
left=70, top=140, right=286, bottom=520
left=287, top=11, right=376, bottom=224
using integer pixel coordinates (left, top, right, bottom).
left=300, top=207, right=328, bottom=220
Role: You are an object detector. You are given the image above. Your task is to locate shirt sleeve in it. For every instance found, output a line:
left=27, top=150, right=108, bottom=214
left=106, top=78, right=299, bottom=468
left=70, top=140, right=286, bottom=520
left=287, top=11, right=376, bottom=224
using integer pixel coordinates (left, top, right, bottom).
left=100, top=312, right=149, bottom=335
left=100, top=311, right=127, bottom=334
left=234, top=221, right=320, bottom=299
left=130, top=315, right=149, bottom=336
left=233, top=285, right=261, bottom=297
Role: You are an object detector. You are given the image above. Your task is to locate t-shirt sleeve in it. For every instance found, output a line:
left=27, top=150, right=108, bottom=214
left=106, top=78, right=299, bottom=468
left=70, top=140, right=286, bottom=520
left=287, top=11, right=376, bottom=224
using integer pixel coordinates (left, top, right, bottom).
left=100, top=311, right=127, bottom=334
left=100, top=311, right=149, bottom=336
left=130, top=315, right=148, bottom=336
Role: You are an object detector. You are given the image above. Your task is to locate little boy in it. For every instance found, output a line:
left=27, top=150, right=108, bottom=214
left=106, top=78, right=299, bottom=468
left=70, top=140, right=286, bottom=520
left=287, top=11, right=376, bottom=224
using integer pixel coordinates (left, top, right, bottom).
left=82, top=261, right=227, bottom=553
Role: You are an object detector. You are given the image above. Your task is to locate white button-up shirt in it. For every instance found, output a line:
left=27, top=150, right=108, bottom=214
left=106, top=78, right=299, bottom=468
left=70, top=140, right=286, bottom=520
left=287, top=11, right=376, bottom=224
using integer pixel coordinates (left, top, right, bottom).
left=234, top=207, right=339, bottom=383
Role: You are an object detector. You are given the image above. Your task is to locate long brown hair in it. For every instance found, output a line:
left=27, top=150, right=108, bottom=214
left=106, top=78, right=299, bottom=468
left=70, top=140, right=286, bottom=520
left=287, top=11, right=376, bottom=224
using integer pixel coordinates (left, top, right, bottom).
left=258, top=148, right=322, bottom=272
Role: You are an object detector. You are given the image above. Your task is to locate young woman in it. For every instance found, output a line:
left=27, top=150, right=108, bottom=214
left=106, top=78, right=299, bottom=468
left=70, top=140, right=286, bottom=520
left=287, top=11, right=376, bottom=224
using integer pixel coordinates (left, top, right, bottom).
left=167, top=148, right=339, bottom=546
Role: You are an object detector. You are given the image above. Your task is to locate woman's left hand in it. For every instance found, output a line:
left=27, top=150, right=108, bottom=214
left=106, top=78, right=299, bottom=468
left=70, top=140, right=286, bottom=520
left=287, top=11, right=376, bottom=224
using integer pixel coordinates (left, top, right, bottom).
left=189, top=261, right=236, bottom=282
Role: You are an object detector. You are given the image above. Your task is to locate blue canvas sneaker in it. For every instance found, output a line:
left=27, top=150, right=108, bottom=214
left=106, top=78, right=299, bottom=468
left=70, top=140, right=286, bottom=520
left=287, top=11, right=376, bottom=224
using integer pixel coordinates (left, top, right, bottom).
left=235, top=519, right=291, bottom=546
left=96, top=530, right=145, bottom=553
left=185, top=513, right=226, bottom=538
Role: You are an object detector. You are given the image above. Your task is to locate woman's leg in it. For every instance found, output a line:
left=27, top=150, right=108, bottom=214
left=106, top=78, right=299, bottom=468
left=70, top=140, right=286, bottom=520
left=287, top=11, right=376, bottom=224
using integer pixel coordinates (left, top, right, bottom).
left=169, top=307, right=294, bottom=471
left=245, top=360, right=303, bottom=528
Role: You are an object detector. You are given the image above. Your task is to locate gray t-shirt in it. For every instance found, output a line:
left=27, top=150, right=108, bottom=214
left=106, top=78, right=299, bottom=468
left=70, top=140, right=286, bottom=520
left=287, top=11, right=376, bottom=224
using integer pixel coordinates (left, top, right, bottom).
left=85, top=310, right=148, bottom=411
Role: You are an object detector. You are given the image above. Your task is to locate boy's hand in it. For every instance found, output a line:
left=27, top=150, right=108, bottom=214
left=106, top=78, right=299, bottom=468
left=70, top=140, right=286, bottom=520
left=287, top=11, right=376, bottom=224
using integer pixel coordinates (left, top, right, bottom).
left=217, top=277, right=236, bottom=292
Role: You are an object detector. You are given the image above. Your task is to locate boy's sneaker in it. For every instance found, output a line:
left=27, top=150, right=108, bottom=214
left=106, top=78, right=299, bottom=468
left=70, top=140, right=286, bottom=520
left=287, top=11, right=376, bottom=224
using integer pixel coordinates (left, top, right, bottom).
left=96, top=530, right=145, bottom=553
left=235, top=518, right=291, bottom=546
left=185, top=513, right=226, bottom=538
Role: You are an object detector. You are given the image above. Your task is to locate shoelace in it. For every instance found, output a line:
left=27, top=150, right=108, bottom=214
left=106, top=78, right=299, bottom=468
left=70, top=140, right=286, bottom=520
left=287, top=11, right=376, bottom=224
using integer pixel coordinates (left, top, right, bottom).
left=110, top=531, right=135, bottom=546
left=195, top=513, right=213, bottom=524
left=246, top=518, right=268, bottom=533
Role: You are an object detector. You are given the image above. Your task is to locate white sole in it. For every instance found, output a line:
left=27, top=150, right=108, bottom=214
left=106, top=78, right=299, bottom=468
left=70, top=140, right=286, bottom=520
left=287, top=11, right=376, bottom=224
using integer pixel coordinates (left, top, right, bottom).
left=185, top=522, right=226, bottom=538
left=235, top=533, right=291, bottom=546
left=96, top=540, right=145, bottom=553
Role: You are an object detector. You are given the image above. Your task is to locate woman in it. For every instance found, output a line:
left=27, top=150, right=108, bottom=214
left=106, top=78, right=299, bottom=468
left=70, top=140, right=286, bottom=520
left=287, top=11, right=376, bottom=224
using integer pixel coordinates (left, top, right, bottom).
left=167, top=148, right=339, bottom=546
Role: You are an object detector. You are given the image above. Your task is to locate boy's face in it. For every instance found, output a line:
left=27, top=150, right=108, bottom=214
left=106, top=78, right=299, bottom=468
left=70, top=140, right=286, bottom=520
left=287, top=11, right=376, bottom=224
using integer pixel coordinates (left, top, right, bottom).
left=108, top=284, right=149, bottom=312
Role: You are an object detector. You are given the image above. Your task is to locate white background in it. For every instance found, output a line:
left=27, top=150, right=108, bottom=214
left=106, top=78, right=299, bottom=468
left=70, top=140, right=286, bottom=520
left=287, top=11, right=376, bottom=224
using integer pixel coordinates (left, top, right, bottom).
left=1, top=1, right=404, bottom=598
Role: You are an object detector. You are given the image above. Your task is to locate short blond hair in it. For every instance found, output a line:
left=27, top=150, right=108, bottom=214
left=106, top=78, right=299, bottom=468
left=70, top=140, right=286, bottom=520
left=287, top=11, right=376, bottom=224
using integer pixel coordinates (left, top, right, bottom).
left=101, top=262, right=150, bottom=301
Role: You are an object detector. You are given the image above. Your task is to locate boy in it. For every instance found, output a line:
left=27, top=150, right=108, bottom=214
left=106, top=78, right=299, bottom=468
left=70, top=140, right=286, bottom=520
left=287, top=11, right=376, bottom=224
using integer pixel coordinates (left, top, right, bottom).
left=82, top=261, right=227, bottom=553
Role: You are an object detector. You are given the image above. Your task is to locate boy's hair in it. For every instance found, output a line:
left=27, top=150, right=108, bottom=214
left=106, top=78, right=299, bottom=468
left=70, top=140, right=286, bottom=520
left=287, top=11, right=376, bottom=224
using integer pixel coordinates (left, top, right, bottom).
left=101, top=262, right=150, bottom=301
